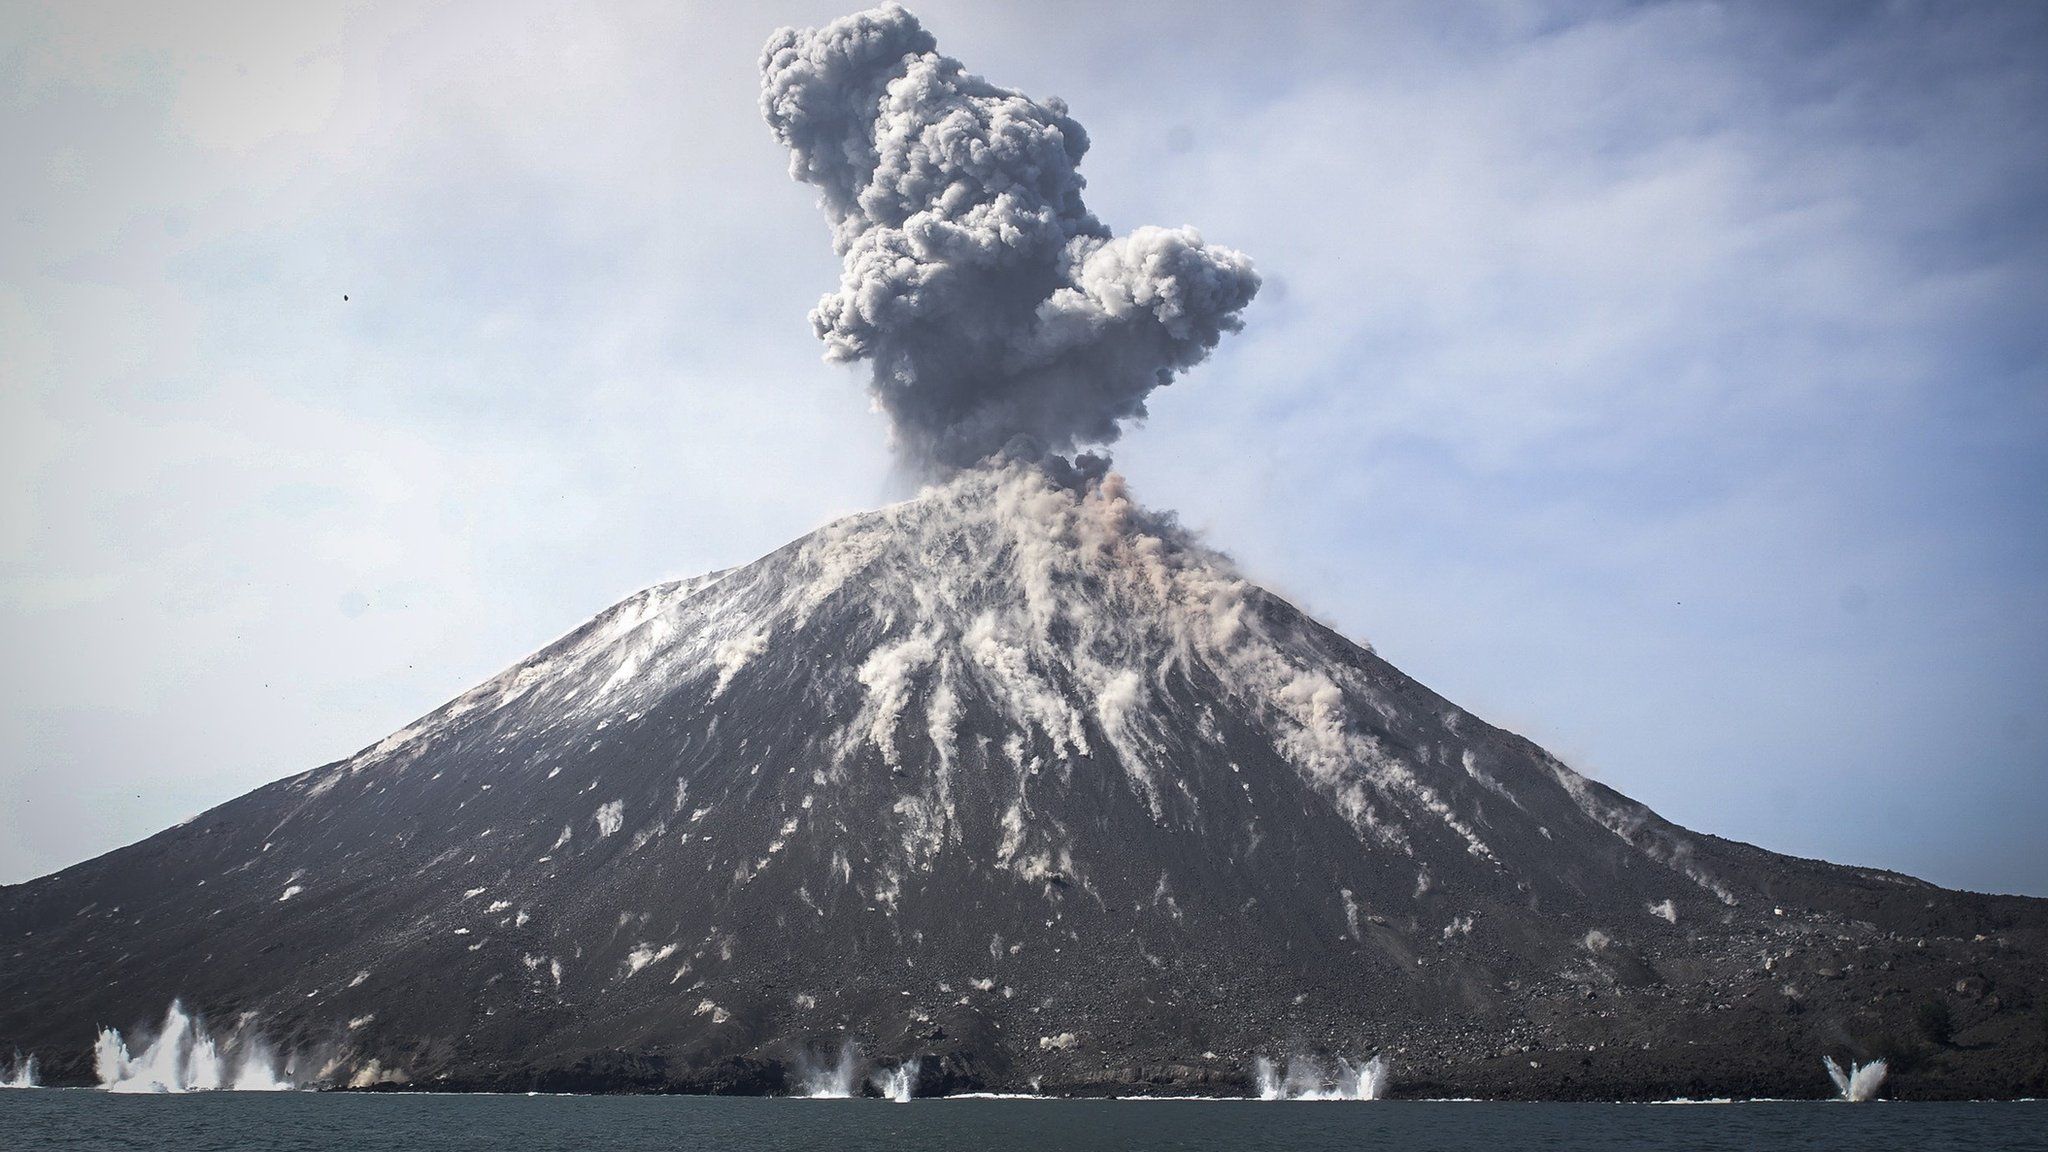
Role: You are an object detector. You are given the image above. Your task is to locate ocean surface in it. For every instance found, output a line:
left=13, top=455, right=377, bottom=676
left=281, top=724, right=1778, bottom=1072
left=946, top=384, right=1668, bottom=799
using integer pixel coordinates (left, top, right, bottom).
left=1, top=1093, right=2043, bottom=1151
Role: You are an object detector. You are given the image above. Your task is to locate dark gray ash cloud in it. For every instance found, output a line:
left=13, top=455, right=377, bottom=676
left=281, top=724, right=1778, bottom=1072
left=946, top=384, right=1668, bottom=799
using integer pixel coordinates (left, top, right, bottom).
left=760, top=2, right=1259, bottom=471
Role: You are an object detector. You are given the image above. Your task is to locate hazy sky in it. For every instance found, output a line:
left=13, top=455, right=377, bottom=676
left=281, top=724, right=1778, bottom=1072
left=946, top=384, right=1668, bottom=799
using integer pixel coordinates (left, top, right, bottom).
left=3, top=1, right=2043, bottom=894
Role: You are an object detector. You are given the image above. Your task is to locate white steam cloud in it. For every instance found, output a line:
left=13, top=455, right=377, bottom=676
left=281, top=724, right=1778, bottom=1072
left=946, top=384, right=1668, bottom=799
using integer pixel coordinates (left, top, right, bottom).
left=761, top=3, right=1259, bottom=470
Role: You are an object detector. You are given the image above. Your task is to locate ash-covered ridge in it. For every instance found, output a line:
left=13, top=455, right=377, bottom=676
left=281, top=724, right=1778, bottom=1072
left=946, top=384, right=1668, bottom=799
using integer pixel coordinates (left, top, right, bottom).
left=3, top=464, right=2044, bottom=1098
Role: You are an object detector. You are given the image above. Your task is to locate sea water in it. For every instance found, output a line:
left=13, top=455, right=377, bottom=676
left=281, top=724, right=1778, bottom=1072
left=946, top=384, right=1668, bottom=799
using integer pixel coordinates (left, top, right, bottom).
left=0, top=1092, right=2040, bottom=1151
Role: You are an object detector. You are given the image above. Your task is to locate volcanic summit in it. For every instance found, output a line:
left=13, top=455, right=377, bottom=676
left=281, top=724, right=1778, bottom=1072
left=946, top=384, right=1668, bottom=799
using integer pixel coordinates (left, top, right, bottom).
left=5, top=462, right=2044, bottom=1097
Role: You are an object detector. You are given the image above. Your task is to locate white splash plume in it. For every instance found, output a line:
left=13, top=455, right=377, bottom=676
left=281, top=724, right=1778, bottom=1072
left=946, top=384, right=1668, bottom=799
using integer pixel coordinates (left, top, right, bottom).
left=1823, top=1055, right=1887, bottom=1102
left=1254, top=1053, right=1388, bottom=1100
left=874, top=1059, right=920, bottom=1102
left=795, top=1042, right=860, bottom=1098
left=94, top=1001, right=294, bottom=1092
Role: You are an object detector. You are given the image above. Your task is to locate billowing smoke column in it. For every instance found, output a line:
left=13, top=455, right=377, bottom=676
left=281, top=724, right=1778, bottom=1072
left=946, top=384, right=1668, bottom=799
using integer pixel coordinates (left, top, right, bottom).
left=760, top=3, right=1259, bottom=471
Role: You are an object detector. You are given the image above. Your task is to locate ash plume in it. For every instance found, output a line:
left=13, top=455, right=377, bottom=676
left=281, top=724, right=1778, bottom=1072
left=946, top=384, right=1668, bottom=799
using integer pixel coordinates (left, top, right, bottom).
left=760, top=3, right=1259, bottom=471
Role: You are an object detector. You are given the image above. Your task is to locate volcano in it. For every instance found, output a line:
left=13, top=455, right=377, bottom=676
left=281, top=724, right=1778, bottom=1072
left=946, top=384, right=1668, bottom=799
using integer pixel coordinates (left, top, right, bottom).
left=2, top=463, right=2043, bottom=1099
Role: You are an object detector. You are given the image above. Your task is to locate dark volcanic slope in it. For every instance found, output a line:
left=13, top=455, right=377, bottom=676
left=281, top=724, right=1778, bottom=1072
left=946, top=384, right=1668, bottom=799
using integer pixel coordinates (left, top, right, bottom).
left=4, top=464, right=2044, bottom=1098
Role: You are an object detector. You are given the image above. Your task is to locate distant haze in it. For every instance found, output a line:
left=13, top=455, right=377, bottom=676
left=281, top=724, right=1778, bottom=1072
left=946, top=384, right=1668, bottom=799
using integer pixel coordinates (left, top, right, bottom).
left=2, top=1, right=2044, bottom=895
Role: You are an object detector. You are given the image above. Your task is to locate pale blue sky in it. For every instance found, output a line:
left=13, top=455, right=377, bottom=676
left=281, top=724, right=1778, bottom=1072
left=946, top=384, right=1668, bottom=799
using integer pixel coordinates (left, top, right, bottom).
left=3, top=1, right=2043, bottom=893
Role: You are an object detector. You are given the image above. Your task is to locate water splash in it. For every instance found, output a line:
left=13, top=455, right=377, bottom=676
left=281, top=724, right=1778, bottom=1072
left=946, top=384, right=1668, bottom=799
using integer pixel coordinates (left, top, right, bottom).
left=795, top=1042, right=859, bottom=1098
left=231, top=1036, right=293, bottom=1091
left=1347, top=1055, right=1390, bottom=1101
left=1254, top=1053, right=1388, bottom=1100
left=1823, top=1055, right=1887, bottom=1102
left=1, top=1053, right=36, bottom=1088
left=94, top=1001, right=295, bottom=1092
left=873, top=1060, right=920, bottom=1102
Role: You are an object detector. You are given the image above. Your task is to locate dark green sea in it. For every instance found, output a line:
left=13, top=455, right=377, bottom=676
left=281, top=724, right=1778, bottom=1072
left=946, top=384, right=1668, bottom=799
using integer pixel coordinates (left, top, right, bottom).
left=1, top=1093, right=2042, bottom=1151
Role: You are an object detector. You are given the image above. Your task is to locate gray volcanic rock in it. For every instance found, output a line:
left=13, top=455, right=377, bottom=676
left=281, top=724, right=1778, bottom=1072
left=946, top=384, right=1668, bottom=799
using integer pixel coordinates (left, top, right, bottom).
left=3, top=463, right=2044, bottom=1098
